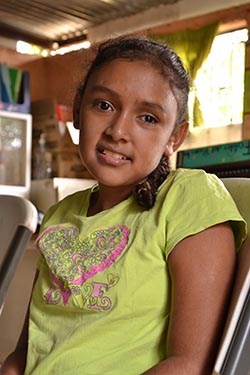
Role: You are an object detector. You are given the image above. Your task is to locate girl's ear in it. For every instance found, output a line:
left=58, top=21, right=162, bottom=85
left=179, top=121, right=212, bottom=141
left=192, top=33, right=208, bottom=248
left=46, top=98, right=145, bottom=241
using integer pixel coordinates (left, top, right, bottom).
left=164, top=121, right=189, bottom=157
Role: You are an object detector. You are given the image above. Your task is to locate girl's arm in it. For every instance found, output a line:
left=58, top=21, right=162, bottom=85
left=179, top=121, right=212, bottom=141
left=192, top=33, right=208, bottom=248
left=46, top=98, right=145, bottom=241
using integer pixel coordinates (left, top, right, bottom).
left=143, top=222, right=236, bottom=375
left=0, top=271, right=39, bottom=375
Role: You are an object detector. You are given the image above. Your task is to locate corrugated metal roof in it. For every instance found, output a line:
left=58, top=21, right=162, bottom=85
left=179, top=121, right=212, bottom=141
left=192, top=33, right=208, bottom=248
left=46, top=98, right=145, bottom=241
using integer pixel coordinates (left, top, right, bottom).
left=0, top=0, right=178, bottom=48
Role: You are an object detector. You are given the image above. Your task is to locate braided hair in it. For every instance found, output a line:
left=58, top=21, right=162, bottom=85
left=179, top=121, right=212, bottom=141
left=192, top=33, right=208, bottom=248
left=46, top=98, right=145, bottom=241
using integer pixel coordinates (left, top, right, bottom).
left=73, top=35, right=189, bottom=209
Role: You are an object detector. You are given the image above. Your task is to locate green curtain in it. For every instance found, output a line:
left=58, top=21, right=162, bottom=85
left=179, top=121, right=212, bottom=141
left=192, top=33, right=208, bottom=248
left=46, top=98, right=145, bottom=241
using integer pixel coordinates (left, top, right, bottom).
left=150, top=22, right=219, bottom=127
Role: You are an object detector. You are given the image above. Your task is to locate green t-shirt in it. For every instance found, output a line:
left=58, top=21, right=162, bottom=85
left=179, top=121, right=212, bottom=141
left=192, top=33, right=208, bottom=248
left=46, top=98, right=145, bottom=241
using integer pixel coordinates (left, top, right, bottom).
left=25, top=169, right=247, bottom=375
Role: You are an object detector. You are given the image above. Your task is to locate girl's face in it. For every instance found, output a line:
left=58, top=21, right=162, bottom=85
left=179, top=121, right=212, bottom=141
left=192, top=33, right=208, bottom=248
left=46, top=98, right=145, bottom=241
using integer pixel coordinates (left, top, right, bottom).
left=78, top=58, right=186, bottom=191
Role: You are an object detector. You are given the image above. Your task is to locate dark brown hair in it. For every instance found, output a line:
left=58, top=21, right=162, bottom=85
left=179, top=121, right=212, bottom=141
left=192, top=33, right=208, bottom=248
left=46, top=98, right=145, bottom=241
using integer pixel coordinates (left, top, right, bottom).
left=73, top=35, right=189, bottom=209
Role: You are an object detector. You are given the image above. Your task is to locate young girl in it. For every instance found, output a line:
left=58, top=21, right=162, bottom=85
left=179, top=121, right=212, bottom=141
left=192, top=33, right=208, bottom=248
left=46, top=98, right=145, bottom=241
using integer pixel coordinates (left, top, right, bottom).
left=1, top=36, right=247, bottom=375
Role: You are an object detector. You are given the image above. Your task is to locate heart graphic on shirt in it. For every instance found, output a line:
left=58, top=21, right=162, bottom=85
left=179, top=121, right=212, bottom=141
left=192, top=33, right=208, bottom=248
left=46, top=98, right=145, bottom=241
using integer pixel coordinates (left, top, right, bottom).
left=36, top=225, right=129, bottom=286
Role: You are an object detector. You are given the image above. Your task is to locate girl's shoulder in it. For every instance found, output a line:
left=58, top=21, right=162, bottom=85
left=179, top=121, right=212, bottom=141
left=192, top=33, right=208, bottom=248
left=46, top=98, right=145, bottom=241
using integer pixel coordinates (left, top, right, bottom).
left=39, top=186, right=94, bottom=231
left=50, top=188, right=90, bottom=211
left=160, top=168, right=225, bottom=195
left=160, top=168, right=247, bottom=254
left=168, top=167, right=221, bottom=184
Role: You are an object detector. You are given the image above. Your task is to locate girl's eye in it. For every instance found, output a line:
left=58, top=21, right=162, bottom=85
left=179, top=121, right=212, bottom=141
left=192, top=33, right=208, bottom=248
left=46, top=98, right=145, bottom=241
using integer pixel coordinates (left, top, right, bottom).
left=142, top=114, right=158, bottom=124
left=96, top=101, right=113, bottom=111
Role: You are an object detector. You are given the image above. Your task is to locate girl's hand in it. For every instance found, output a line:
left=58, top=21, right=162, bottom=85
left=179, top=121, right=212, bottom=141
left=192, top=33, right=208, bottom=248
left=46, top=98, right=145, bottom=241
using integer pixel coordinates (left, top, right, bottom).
left=0, top=350, right=26, bottom=375
left=1, top=271, right=38, bottom=375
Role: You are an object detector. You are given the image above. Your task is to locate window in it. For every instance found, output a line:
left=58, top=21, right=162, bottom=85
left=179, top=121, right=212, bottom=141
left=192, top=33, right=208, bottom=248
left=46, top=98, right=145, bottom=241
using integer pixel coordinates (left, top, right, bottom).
left=194, top=28, right=248, bottom=128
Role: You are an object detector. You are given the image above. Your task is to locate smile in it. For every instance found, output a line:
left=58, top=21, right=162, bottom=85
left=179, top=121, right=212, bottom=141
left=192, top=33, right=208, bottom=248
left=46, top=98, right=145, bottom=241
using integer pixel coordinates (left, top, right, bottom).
left=99, top=149, right=129, bottom=160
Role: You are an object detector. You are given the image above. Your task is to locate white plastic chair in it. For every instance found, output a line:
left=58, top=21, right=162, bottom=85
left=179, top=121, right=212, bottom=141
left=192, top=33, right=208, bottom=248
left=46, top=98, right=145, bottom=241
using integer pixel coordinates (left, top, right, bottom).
left=212, top=178, right=250, bottom=375
left=0, top=195, right=38, bottom=313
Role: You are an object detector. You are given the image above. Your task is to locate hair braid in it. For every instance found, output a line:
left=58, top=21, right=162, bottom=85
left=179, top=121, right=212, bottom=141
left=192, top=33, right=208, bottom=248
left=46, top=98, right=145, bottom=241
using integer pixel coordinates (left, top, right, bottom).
left=135, top=155, right=170, bottom=210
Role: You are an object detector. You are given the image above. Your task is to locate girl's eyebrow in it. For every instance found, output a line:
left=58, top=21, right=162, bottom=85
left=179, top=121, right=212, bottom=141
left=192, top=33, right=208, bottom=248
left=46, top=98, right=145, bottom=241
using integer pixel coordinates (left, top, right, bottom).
left=141, top=101, right=168, bottom=114
left=90, top=85, right=119, bottom=98
left=90, top=84, right=167, bottom=114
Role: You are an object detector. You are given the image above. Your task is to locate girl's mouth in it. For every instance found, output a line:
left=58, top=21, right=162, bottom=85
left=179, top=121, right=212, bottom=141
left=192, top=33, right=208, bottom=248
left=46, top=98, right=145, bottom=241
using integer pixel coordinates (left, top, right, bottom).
left=99, top=149, right=129, bottom=161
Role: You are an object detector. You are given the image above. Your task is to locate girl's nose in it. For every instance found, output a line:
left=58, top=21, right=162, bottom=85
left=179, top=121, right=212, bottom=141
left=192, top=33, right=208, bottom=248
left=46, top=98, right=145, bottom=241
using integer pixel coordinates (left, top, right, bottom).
left=104, top=113, right=130, bottom=141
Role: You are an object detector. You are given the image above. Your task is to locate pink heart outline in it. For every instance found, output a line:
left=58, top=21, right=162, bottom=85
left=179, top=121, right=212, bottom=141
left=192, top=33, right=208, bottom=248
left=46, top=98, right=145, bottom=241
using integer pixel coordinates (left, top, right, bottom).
left=37, top=224, right=130, bottom=286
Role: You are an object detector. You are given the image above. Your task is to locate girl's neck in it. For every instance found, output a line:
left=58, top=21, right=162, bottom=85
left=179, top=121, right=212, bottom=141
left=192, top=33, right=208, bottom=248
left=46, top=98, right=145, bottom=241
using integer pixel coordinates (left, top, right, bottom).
left=87, top=185, right=133, bottom=216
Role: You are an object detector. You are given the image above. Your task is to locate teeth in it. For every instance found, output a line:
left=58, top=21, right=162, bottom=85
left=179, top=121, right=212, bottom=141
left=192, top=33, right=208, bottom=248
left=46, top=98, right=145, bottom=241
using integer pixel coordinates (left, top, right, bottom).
left=101, top=149, right=128, bottom=160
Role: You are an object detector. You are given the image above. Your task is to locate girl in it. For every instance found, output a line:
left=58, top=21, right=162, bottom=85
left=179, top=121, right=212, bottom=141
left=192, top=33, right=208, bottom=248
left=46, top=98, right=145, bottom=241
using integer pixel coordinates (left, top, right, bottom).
left=1, top=36, right=247, bottom=375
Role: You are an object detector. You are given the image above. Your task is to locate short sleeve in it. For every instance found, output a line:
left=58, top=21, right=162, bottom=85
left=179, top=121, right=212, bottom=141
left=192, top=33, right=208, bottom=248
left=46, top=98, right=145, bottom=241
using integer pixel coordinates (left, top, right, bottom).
left=163, top=169, right=247, bottom=257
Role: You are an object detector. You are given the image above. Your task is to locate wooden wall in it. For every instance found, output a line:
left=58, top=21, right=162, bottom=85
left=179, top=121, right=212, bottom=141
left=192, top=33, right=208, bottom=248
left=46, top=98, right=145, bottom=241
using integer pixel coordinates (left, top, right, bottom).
left=19, top=49, right=94, bottom=107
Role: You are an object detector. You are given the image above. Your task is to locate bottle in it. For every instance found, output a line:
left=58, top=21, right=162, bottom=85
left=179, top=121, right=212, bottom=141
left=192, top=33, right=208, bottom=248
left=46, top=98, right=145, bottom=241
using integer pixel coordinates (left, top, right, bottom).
left=32, top=133, right=52, bottom=179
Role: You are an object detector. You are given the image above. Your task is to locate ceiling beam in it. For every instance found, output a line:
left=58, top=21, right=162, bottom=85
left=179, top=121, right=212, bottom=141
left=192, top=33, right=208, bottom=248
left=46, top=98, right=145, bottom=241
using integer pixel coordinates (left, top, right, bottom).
left=0, top=24, right=53, bottom=49
left=88, top=0, right=250, bottom=42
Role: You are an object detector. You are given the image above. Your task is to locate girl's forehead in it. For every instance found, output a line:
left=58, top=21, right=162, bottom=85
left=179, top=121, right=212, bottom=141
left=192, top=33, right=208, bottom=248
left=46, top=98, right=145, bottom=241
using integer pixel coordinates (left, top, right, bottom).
left=88, top=58, right=167, bottom=86
left=97, top=57, right=157, bottom=72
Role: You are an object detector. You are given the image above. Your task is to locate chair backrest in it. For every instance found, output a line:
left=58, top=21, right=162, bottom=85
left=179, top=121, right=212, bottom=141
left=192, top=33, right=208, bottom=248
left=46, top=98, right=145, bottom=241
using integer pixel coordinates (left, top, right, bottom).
left=0, top=195, right=38, bottom=312
left=212, top=178, right=250, bottom=375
